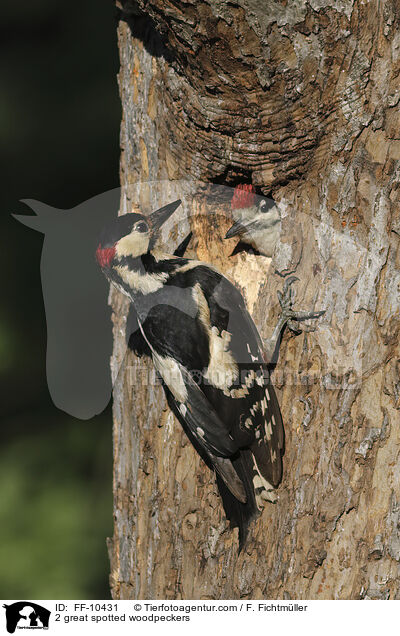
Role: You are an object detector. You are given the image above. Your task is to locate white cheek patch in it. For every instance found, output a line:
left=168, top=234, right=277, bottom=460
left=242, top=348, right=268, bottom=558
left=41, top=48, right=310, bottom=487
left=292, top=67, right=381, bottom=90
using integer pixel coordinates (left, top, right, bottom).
left=116, top=231, right=150, bottom=259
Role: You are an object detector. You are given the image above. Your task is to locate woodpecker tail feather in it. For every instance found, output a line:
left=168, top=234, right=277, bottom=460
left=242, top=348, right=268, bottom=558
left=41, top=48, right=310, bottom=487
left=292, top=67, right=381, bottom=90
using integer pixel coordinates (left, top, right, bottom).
left=209, top=452, right=247, bottom=503
left=216, top=450, right=261, bottom=551
left=252, top=379, right=284, bottom=488
left=163, top=385, right=246, bottom=503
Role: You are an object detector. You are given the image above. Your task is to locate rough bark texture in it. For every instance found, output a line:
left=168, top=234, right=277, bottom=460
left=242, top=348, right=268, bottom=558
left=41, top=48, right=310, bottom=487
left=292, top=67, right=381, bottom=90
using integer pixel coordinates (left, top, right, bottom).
left=108, top=0, right=400, bottom=599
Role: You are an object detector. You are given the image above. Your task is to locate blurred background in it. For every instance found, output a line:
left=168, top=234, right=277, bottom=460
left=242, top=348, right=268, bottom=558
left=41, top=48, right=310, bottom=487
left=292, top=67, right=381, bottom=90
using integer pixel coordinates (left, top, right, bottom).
left=1, top=1, right=120, bottom=597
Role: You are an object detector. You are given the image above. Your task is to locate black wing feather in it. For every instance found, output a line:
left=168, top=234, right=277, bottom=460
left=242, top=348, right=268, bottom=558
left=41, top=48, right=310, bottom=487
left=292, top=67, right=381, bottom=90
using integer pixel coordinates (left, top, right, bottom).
left=190, top=268, right=284, bottom=486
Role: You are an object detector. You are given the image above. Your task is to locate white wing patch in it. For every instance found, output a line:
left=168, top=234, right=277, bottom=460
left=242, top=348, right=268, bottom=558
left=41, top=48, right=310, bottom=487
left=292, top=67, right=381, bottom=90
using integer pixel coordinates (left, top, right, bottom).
left=179, top=403, right=187, bottom=417
left=227, top=386, right=249, bottom=399
left=250, top=403, right=260, bottom=416
left=261, top=398, right=267, bottom=415
left=264, top=420, right=273, bottom=441
left=192, top=283, right=239, bottom=391
left=223, top=369, right=266, bottom=399
left=244, top=370, right=257, bottom=387
left=152, top=352, right=188, bottom=402
left=204, top=326, right=239, bottom=390
left=252, top=457, right=277, bottom=508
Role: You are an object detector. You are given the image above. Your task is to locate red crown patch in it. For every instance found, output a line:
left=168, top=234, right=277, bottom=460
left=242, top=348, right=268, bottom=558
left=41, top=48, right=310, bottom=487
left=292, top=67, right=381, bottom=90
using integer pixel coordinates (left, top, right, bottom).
left=231, top=184, right=256, bottom=209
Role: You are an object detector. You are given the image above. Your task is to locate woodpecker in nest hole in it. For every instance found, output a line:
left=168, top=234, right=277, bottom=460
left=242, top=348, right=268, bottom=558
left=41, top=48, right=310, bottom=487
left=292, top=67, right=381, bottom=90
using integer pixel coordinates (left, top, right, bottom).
left=96, top=199, right=323, bottom=549
left=225, top=184, right=281, bottom=257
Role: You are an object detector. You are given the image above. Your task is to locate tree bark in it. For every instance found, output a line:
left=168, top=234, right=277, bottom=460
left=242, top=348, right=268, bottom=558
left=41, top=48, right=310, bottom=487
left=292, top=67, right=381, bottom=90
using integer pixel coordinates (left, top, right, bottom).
left=108, top=0, right=400, bottom=599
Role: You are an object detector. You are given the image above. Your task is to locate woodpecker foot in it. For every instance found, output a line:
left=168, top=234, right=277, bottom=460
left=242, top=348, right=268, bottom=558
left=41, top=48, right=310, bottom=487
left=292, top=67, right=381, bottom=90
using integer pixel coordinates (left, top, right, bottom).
left=277, top=276, right=325, bottom=335
left=264, top=276, right=325, bottom=365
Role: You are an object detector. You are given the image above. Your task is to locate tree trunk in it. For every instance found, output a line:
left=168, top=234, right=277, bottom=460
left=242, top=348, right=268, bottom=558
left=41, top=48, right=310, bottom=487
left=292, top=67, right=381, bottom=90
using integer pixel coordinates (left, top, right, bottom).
left=108, top=0, right=400, bottom=599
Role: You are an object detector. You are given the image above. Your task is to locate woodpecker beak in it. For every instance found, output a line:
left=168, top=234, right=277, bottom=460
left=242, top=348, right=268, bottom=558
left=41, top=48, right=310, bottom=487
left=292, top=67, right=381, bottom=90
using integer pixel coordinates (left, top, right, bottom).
left=149, top=199, right=182, bottom=233
left=225, top=219, right=247, bottom=238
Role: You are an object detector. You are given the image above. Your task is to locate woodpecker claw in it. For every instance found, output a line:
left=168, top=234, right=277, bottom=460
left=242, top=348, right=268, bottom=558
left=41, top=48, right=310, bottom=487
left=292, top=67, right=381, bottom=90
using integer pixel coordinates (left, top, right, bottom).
left=278, top=277, right=325, bottom=335
left=263, top=277, right=324, bottom=364
left=283, top=275, right=299, bottom=292
left=287, top=320, right=302, bottom=335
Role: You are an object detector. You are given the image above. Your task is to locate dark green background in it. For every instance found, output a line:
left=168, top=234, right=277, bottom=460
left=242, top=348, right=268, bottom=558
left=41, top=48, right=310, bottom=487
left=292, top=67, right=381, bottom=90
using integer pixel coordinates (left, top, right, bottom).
left=1, top=1, right=120, bottom=598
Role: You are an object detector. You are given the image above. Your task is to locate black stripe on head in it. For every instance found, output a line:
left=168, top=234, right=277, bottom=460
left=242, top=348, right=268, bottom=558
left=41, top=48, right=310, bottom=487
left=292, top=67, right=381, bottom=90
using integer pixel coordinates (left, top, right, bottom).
left=98, top=213, right=144, bottom=249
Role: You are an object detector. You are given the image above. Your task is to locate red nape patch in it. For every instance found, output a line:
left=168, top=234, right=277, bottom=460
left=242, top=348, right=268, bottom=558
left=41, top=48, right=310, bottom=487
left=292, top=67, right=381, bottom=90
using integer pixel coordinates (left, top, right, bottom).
left=231, top=184, right=256, bottom=210
left=96, top=244, right=116, bottom=268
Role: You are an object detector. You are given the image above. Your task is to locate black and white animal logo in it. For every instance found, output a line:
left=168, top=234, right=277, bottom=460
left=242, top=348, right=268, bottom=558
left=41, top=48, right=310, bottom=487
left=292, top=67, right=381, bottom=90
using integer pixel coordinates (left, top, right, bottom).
left=3, top=602, right=50, bottom=634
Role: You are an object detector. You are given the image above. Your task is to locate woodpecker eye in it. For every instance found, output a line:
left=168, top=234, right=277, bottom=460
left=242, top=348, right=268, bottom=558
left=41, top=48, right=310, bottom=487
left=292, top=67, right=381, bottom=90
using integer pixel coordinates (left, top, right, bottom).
left=259, top=200, right=268, bottom=213
left=134, top=221, right=149, bottom=233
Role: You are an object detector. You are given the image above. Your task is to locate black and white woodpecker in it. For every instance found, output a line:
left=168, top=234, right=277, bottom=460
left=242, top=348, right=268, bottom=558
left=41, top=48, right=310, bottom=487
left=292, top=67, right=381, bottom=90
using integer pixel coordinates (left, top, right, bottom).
left=225, top=183, right=281, bottom=256
left=96, top=200, right=322, bottom=549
